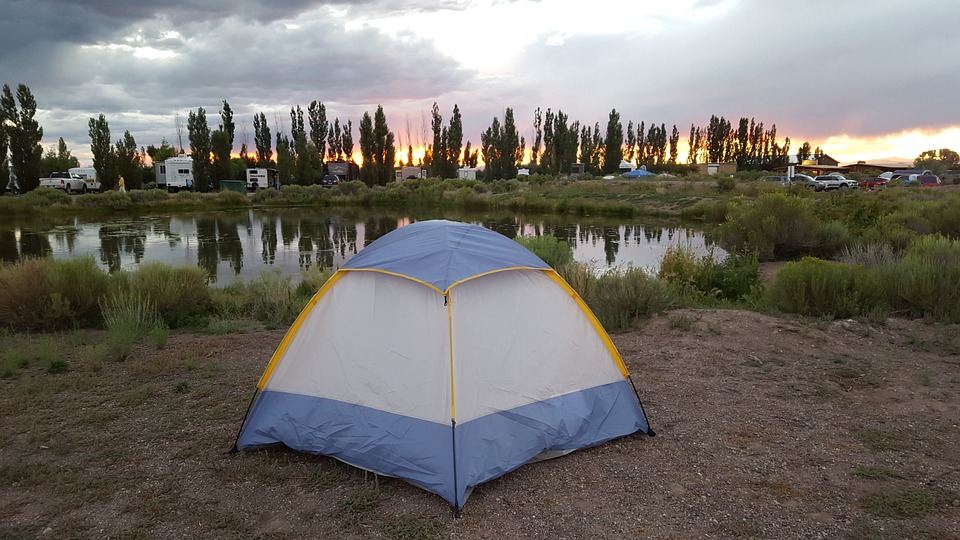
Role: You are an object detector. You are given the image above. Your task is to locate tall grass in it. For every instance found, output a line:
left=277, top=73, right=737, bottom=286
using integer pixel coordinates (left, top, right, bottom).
left=100, top=290, right=158, bottom=361
left=558, top=263, right=677, bottom=331
left=716, top=193, right=820, bottom=260
left=658, top=245, right=759, bottom=301
left=126, top=262, right=210, bottom=326
left=767, top=258, right=884, bottom=319
left=0, top=258, right=53, bottom=332
left=514, top=235, right=574, bottom=269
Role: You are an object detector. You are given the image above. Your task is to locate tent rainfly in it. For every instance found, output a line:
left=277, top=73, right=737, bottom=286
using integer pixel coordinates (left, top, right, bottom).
left=232, top=220, right=654, bottom=513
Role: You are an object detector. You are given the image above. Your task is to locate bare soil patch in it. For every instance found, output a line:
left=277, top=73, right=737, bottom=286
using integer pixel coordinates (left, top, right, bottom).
left=2, top=309, right=958, bottom=539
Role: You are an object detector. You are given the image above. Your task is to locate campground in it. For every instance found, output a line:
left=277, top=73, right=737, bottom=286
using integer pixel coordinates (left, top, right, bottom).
left=1, top=308, right=958, bottom=539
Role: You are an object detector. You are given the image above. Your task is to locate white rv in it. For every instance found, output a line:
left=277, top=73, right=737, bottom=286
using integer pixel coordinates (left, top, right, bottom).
left=68, top=167, right=101, bottom=192
left=245, top=168, right=279, bottom=190
left=156, top=155, right=194, bottom=192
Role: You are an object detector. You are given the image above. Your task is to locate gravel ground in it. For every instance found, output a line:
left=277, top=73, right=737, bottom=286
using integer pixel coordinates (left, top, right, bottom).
left=1, top=309, right=958, bottom=539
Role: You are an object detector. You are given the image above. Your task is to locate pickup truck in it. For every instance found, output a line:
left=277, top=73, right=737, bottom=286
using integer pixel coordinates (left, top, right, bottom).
left=39, top=172, right=87, bottom=193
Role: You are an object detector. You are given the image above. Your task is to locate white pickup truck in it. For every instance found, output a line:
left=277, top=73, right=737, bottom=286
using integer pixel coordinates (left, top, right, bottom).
left=39, top=172, right=88, bottom=193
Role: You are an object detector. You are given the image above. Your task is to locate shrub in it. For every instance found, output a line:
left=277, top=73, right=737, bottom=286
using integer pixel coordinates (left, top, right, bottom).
left=339, top=180, right=367, bottom=196
left=295, top=265, right=335, bottom=300
left=0, top=257, right=53, bottom=332
left=717, top=193, right=820, bottom=260
left=100, top=290, right=158, bottom=361
left=74, top=190, right=132, bottom=210
left=216, top=190, right=250, bottom=207
left=127, top=262, right=210, bottom=327
left=128, top=189, right=169, bottom=204
left=48, top=255, right=110, bottom=328
left=876, top=234, right=960, bottom=321
left=590, top=267, right=677, bottom=331
left=247, top=270, right=297, bottom=326
left=716, top=176, right=736, bottom=192
left=767, top=257, right=884, bottom=319
left=659, top=245, right=759, bottom=301
left=20, top=187, right=71, bottom=207
left=514, top=235, right=573, bottom=269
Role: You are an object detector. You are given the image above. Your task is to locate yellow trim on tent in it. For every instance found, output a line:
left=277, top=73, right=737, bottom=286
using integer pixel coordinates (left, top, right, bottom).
left=447, top=292, right=457, bottom=420
left=444, top=266, right=548, bottom=293
left=543, top=270, right=631, bottom=379
left=256, top=270, right=346, bottom=389
left=340, top=268, right=446, bottom=295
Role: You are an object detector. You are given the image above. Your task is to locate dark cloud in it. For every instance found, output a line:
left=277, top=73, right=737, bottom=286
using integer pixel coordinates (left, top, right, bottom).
left=4, top=0, right=959, bottom=163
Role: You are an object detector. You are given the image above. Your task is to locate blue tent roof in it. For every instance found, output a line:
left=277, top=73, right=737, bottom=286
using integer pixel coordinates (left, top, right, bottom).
left=621, top=168, right=655, bottom=178
left=342, top=220, right=549, bottom=291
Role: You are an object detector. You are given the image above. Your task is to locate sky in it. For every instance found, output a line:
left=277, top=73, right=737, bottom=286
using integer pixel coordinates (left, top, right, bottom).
left=2, top=0, right=959, bottom=167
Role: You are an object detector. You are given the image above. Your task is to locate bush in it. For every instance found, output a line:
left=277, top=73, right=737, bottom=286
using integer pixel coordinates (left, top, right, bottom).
left=246, top=270, right=298, bottom=326
left=716, top=176, right=736, bottom=192
left=47, top=255, right=111, bottom=328
left=216, top=190, right=250, bottom=207
left=876, top=234, right=960, bottom=321
left=659, top=245, right=759, bottom=301
left=590, top=267, right=678, bottom=331
left=126, top=262, right=210, bottom=327
left=74, top=190, right=132, bottom=210
left=767, top=257, right=884, bottom=319
left=339, top=180, right=367, bottom=196
left=0, top=258, right=53, bottom=332
left=20, top=187, right=71, bottom=207
left=128, top=189, right=170, bottom=204
left=514, top=235, right=573, bottom=269
left=717, top=193, right=820, bottom=260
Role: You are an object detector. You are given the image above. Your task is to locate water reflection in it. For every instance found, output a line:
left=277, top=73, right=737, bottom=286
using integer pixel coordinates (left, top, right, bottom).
left=0, top=209, right=721, bottom=283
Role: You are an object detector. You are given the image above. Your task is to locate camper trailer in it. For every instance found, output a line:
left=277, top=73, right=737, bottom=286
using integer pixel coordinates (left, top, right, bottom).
left=155, top=155, right=194, bottom=192
left=394, top=166, right=426, bottom=182
left=68, top=167, right=102, bottom=192
left=245, top=168, right=279, bottom=191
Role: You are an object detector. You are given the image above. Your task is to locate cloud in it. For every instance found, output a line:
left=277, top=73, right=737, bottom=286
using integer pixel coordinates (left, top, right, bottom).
left=3, top=0, right=960, bottom=164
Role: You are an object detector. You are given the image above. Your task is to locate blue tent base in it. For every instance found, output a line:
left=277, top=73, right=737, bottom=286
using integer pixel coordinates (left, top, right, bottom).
left=237, top=379, right=649, bottom=510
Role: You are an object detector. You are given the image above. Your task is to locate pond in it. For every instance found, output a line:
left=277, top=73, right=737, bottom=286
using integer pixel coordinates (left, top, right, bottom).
left=0, top=208, right=723, bottom=284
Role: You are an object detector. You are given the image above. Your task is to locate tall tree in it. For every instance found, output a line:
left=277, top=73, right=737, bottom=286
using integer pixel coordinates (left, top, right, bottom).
left=187, top=107, right=212, bottom=191
left=601, top=108, right=624, bottom=174
left=253, top=112, right=272, bottom=166
left=358, top=106, right=395, bottom=186
left=447, top=104, right=463, bottom=173
left=2, top=84, right=44, bottom=192
left=88, top=113, right=117, bottom=190
left=668, top=124, right=680, bottom=165
left=625, top=120, right=636, bottom=164
left=429, top=102, right=447, bottom=178
left=0, top=103, right=8, bottom=193
left=531, top=107, right=543, bottom=168
left=915, top=148, right=960, bottom=175
left=797, top=141, right=812, bottom=163
left=342, top=120, right=354, bottom=162
left=146, top=139, right=179, bottom=166
left=308, top=101, right=328, bottom=163
left=39, top=138, right=80, bottom=176
left=115, top=130, right=144, bottom=189
left=481, top=108, right=524, bottom=180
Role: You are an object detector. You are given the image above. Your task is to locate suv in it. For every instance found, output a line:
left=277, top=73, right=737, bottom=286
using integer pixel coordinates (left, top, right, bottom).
left=814, top=173, right=858, bottom=190
left=793, top=173, right=824, bottom=191
left=762, top=175, right=792, bottom=186
left=321, top=174, right=340, bottom=188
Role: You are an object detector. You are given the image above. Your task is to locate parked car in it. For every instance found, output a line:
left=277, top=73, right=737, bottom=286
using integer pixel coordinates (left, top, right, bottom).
left=859, top=177, right=888, bottom=190
left=814, top=173, right=859, bottom=190
left=762, top=175, right=792, bottom=186
left=793, top=173, right=824, bottom=191
left=916, top=174, right=941, bottom=187
left=321, top=174, right=340, bottom=188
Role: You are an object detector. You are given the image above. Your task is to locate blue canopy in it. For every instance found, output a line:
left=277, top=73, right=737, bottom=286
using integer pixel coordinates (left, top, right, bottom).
left=621, top=168, right=655, bottom=178
left=342, top=220, right=549, bottom=292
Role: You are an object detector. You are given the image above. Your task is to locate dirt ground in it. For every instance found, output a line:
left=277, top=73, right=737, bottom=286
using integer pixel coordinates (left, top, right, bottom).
left=1, top=309, right=958, bottom=539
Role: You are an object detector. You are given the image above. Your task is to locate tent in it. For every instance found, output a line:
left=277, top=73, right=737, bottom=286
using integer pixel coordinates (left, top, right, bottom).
left=621, top=168, right=655, bottom=178
left=233, top=220, right=654, bottom=512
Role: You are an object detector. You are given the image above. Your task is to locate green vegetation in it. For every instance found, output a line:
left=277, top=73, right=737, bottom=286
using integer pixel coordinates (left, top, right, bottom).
left=861, top=489, right=939, bottom=518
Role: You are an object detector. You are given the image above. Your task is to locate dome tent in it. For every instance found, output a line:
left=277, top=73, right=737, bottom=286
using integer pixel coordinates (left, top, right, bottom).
left=233, top=220, right=654, bottom=513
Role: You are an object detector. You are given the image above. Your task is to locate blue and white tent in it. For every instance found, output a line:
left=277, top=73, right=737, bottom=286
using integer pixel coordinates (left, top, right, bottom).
left=234, top=220, right=653, bottom=512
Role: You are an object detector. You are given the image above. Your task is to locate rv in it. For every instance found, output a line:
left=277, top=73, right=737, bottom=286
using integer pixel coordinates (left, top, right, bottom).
left=245, top=168, right=279, bottom=191
left=155, top=155, right=194, bottom=192
left=68, top=167, right=102, bottom=192
left=324, top=160, right=360, bottom=182
left=394, top=166, right=426, bottom=182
